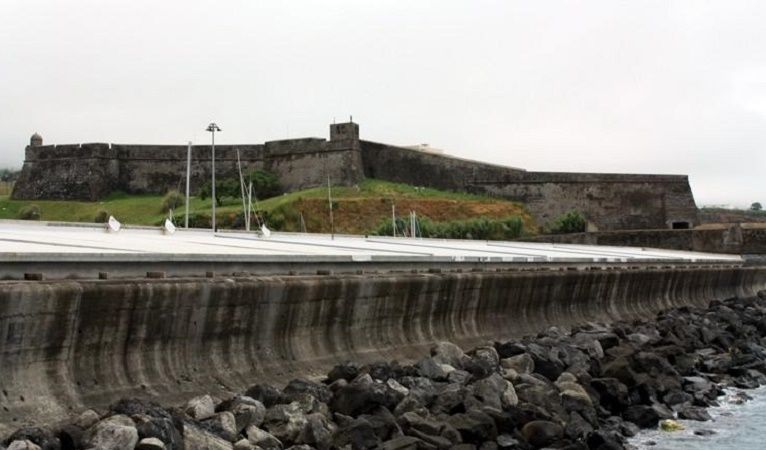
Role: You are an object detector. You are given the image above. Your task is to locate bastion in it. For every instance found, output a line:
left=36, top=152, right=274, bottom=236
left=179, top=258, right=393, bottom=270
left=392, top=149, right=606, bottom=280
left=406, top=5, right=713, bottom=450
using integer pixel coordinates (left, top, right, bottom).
left=12, top=123, right=699, bottom=231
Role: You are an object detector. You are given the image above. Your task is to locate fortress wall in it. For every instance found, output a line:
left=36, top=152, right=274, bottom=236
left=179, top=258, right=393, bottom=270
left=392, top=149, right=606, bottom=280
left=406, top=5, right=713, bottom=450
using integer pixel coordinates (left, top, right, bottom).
left=0, top=266, right=763, bottom=431
left=12, top=138, right=364, bottom=200
left=360, top=140, right=699, bottom=230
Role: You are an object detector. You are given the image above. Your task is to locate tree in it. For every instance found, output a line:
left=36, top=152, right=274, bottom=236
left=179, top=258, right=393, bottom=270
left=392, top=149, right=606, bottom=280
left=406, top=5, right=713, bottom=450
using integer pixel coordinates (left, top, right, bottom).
left=751, top=202, right=762, bottom=211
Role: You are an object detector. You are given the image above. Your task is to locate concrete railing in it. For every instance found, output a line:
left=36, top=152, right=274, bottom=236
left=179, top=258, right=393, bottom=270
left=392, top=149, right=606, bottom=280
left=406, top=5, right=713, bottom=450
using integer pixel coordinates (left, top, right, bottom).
left=0, top=266, right=764, bottom=432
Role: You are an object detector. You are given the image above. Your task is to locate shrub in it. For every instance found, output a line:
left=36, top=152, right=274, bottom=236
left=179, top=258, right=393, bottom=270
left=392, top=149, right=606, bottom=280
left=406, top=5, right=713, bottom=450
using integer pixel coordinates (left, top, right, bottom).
left=18, top=205, right=41, bottom=220
left=248, top=169, right=282, bottom=199
left=161, top=190, right=185, bottom=212
left=94, top=209, right=110, bottom=223
left=372, top=216, right=525, bottom=241
left=549, top=210, right=587, bottom=234
left=198, top=170, right=282, bottom=206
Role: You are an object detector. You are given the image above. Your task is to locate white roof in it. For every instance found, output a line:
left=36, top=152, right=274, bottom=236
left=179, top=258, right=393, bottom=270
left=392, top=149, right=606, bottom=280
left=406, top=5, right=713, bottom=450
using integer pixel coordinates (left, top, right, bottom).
left=0, top=220, right=741, bottom=264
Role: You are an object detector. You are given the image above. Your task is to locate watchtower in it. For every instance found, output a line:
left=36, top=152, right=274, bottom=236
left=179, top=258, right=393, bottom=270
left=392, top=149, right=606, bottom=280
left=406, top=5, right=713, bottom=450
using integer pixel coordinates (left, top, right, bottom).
left=330, top=121, right=359, bottom=142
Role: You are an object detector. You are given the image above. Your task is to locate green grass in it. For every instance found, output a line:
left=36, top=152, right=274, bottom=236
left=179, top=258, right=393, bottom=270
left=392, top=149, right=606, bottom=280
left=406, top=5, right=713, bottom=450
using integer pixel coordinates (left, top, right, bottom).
left=0, top=179, right=527, bottom=229
left=256, top=179, right=496, bottom=210
left=0, top=192, right=225, bottom=225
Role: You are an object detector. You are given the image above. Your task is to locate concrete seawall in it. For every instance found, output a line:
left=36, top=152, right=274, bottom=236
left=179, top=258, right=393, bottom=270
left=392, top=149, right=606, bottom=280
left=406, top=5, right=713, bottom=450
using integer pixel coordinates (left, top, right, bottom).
left=1, top=266, right=765, bottom=432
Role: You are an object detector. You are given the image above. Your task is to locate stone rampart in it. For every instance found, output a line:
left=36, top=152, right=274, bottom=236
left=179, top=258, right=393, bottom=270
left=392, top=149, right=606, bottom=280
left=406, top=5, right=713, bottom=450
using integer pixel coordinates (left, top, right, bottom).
left=12, top=135, right=363, bottom=201
left=12, top=122, right=699, bottom=230
left=0, top=266, right=763, bottom=432
left=359, top=140, right=699, bottom=230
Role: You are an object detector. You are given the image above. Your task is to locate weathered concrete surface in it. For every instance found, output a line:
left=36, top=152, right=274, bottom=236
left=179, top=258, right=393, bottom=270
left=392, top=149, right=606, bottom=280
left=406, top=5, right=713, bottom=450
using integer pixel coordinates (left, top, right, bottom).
left=1, top=266, right=764, bottom=432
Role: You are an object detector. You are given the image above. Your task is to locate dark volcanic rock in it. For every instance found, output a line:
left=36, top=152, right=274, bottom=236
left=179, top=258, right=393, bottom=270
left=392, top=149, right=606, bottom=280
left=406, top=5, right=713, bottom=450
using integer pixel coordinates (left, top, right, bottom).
left=521, top=420, right=563, bottom=448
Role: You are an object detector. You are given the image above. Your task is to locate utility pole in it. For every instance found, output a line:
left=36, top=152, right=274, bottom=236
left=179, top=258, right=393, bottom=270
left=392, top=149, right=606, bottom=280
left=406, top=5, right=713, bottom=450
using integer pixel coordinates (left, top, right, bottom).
left=185, top=141, right=191, bottom=229
left=205, top=123, right=221, bottom=232
left=327, top=176, right=335, bottom=239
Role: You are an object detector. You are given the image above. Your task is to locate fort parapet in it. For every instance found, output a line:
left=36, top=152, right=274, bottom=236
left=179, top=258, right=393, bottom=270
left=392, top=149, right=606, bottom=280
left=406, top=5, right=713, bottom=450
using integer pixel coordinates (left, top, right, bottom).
left=12, top=122, right=699, bottom=230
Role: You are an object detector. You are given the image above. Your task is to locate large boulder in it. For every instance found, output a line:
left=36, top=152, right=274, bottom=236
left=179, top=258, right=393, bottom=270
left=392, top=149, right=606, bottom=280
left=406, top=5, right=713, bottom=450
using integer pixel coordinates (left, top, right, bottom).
left=622, top=405, right=660, bottom=429
left=245, top=425, right=282, bottom=450
left=185, top=394, right=217, bottom=421
left=447, top=410, right=497, bottom=443
left=430, top=342, right=466, bottom=368
left=83, top=415, right=139, bottom=450
left=132, top=413, right=184, bottom=450
left=217, top=396, right=267, bottom=433
left=521, top=420, right=563, bottom=448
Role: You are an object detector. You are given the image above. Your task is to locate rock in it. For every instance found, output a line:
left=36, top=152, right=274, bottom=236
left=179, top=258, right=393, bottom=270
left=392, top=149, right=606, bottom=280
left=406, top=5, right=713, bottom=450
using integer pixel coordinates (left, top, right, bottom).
left=233, top=438, right=256, bottom=450
left=694, top=429, right=717, bottom=436
left=469, top=373, right=508, bottom=410
left=416, top=357, right=455, bottom=380
left=83, top=415, right=139, bottom=450
left=386, top=378, right=410, bottom=396
left=464, top=346, right=500, bottom=378
left=330, top=376, right=400, bottom=416
left=203, top=411, right=239, bottom=442
left=431, top=383, right=466, bottom=414
left=585, top=430, right=624, bottom=450
left=263, top=402, right=308, bottom=443
left=496, top=434, right=520, bottom=449
left=184, top=423, right=234, bottom=450
left=521, top=420, right=563, bottom=448
left=217, top=396, right=267, bottom=432
left=431, top=341, right=466, bottom=368
left=398, top=411, right=443, bottom=436
left=55, top=425, right=84, bottom=450
left=564, top=411, right=593, bottom=440
left=590, top=378, right=629, bottom=412
left=334, top=417, right=381, bottom=449
left=448, top=410, right=497, bottom=443
left=622, top=405, right=660, bottom=429
left=282, top=379, right=332, bottom=404
left=407, top=428, right=452, bottom=449
left=132, top=413, right=183, bottom=450
left=526, top=344, right=565, bottom=381
left=380, top=436, right=423, bottom=449
left=74, top=409, right=101, bottom=429
left=448, top=369, right=473, bottom=385
left=678, top=406, right=712, bottom=421
left=185, top=394, right=217, bottom=420
left=326, top=361, right=363, bottom=383
left=245, top=384, right=284, bottom=408
left=136, top=437, right=167, bottom=449
left=7, top=441, right=40, bottom=450
left=297, top=412, right=336, bottom=449
left=500, top=354, right=534, bottom=374
left=2, top=428, right=59, bottom=450
left=659, top=419, right=684, bottom=432
left=398, top=377, right=437, bottom=404
left=246, top=425, right=283, bottom=450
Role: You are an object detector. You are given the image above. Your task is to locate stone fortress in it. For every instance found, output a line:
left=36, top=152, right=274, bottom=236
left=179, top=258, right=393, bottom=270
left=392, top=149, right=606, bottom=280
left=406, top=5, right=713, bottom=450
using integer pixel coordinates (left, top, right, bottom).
left=12, top=122, right=699, bottom=231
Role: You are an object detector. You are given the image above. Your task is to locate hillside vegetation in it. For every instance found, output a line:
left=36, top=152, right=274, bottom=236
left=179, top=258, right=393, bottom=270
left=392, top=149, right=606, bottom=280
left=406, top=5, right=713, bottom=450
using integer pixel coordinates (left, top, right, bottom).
left=0, top=179, right=536, bottom=237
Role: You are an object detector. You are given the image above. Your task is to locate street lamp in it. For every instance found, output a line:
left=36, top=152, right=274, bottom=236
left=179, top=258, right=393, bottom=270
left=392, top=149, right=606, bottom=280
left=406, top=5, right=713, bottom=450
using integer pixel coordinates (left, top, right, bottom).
left=206, top=122, right=221, bottom=232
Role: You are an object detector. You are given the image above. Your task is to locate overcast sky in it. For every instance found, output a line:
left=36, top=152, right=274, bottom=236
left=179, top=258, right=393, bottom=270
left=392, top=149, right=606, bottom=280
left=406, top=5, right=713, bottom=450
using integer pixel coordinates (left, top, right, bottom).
left=1, top=1, right=764, bottom=207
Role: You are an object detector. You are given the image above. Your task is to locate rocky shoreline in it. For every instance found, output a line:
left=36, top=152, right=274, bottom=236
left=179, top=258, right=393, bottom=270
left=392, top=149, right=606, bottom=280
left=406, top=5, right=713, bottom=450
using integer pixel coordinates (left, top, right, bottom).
left=3, top=290, right=766, bottom=450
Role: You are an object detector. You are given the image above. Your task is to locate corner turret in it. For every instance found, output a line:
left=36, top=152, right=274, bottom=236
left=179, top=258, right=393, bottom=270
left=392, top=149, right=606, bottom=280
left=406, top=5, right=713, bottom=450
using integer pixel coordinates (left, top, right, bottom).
left=30, top=132, right=43, bottom=147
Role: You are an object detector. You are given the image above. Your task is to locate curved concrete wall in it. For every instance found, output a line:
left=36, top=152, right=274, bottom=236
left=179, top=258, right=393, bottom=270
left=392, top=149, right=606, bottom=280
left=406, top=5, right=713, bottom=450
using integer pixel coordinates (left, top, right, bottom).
left=1, top=266, right=764, bottom=432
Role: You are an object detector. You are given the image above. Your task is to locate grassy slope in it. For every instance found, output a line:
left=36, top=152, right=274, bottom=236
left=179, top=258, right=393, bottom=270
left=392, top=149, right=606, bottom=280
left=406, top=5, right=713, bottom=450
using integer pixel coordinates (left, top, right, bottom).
left=0, top=179, right=535, bottom=234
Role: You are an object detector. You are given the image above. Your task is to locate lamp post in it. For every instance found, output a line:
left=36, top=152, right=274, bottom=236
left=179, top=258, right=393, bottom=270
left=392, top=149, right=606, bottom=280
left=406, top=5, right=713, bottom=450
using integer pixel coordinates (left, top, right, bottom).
left=206, top=122, right=221, bottom=232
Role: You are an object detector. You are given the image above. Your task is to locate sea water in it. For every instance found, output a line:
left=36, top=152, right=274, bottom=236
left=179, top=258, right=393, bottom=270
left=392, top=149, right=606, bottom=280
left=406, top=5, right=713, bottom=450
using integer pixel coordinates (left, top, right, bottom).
left=629, top=386, right=766, bottom=450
